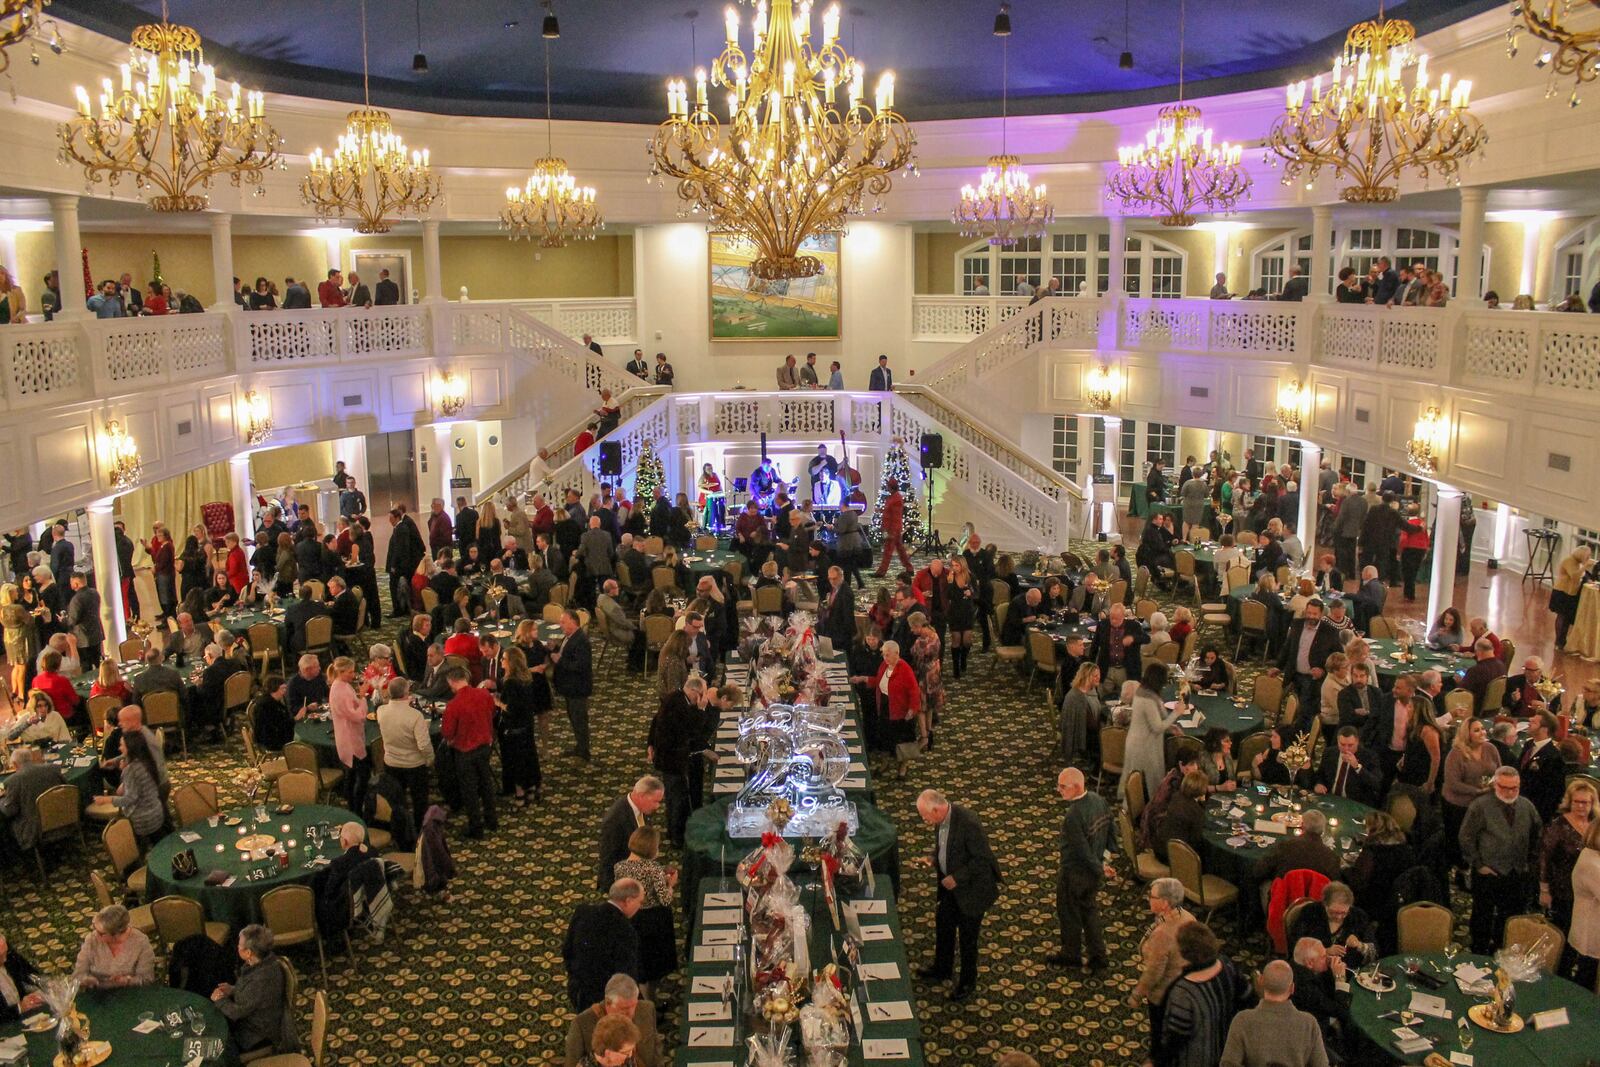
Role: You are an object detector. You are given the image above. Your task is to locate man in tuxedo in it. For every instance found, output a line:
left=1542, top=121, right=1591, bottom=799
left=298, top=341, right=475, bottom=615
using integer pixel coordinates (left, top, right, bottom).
left=552, top=609, right=594, bottom=761
left=1277, top=599, right=1344, bottom=726
left=915, top=790, right=1001, bottom=1001
left=1311, top=727, right=1382, bottom=805
left=869, top=353, right=893, bottom=391
left=562, top=880, right=642, bottom=1011
left=625, top=348, right=650, bottom=379
left=374, top=268, right=400, bottom=305
left=284, top=584, right=331, bottom=655
left=596, top=778, right=664, bottom=892
left=1518, top=711, right=1566, bottom=821
left=1275, top=265, right=1310, bottom=301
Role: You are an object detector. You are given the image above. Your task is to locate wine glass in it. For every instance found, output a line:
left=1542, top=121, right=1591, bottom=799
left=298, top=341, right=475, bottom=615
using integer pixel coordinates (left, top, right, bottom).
left=1444, top=941, right=1460, bottom=962
left=1457, top=1015, right=1474, bottom=1051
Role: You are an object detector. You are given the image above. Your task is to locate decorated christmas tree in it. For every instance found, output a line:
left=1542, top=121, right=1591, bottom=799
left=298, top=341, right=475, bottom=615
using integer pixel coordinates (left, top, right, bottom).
left=633, top=438, right=665, bottom=503
left=872, top=438, right=925, bottom=543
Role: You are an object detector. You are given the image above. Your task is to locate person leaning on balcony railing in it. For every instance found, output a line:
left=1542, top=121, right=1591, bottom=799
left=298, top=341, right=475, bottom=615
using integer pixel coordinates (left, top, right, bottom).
left=86, top=278, right=126, bottom=318
left=248, top=276, right=277, bottom=310
left=1336, top=267, right=1367, bottom=304
left=1274, top=266, right=1309, bottom=302
left=0, top=266, right=25, bottom=324
left=1369, top=257, right=1399, bottom=305
left=1209, top=272, right=1231, bottom=300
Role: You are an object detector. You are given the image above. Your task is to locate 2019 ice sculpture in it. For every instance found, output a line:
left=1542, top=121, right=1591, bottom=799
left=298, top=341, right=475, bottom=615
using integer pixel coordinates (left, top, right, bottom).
left=727, top=702, right=857, bottom=839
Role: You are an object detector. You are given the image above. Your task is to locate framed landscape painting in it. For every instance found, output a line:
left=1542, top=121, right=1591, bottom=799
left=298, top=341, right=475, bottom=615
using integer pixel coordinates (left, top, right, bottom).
left=709, top=232, right=842, bottom=340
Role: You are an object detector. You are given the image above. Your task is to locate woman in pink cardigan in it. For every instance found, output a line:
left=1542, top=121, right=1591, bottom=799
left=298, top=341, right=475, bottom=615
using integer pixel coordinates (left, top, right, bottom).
left=328, top=656, right=370, bottom=809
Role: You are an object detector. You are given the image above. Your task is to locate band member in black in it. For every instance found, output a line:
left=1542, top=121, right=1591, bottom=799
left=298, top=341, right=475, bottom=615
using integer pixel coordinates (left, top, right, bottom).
left=750, top=457, right=782, bottom=513
left=807, top=444, right=838, bottom=498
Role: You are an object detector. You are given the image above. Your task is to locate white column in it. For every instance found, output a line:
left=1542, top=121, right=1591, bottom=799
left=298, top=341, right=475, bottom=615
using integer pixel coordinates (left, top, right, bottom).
left=1106, top=215, right=1126, bottom=296
left=427, top=423, right=456, bottom=517
left=323, top=234, right=343, bottom=276
left=85, top=499, right=127, bottom=654
left=1518, top=218, right=1543, bottom=297
left=50, top=195, right=88, bottom=320
left=1101, top=415, right=1122, bottom=537
left=1489, top=501, right=1511, bottom=568
left=0, top=231, right=17, bottom=278
left=1425, top=487, right=1463, bottom=626
left=1296, top=441, right=1321, bottom=565
left=229, top=454, right=255, bottom=545
left=421, top=219, right=443, bottom=303
left=1308, top=205, right=1334, bottom=302
left=1456, top=187, right=1487, bottom=306
left=1211, top=228, right=1229, bottom=287
left=208, top=212, right=235, bottom=311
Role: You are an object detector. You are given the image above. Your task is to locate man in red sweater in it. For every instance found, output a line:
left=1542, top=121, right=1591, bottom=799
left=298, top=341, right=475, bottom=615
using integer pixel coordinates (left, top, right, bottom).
left=443, top=619, right=485, bottom=680
left=443, top=667, right=498, bottom=838
left=316, top=269, right=347, bottom=308
left=874, top=479, right=913, bottom=577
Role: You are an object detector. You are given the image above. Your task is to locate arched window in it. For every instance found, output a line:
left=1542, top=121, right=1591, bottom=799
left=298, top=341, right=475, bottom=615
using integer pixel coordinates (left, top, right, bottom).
left=1095, top=232, right=1189, bottom=298
left=1552, top=219, right=1599, bottom=303
left=1252, top=224, right=1489, bottom=298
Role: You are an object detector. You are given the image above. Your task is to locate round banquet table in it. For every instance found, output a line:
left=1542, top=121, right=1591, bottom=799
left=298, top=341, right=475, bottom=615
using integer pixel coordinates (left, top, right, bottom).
left=1169, top=688, right=1264, bottom=741
left=0, top=739, right=101, bottom=802
left=681, top=797, right=901, bottom=909
left=144, top=803, right=361, bottom=927
left=1200, top=784, right=1370, bottom=892
left=9, top=986, right=235, bottom=1066
left=1347, top=953, right=1600, bottom=1066
left=292, top=708, right=443, bottom=761
left=680, top=548, right=744, bottom=578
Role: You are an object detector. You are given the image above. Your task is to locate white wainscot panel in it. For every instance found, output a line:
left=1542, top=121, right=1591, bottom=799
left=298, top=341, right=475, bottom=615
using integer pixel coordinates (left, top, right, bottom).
left=1451, top=408, right=1512, bottom=483
left=1174, top=367, right=1222, bottom=418
left=116, top=407, right=164, bottom=470
left=35, top=420, right=94, bottom=493
left=1049, top=359, right=1086, bottom=404
left=268, top=382, right=319, bottom=430
left=1123, top=363, right=1163, bottom=409
left=1232, top=371, right=1280, bottom=422
left=387, top=371, right=428, bottom=418
left=468, top=366, right=504, bottom=409
left=1382, top=395, right=1426, bottom=454
left=1522, top=420, right=1593, bottom=504
left=1310, top=380, right=1341, bottom=436
left=1345, top=386, right=1381, bottom=445
left=328, top=374, right=377, bottom=423
left=165, top=401, right=202, bottom=457
left=205, top=391, right=238, bottom=450
left=0, top=432, right=19, bottom=511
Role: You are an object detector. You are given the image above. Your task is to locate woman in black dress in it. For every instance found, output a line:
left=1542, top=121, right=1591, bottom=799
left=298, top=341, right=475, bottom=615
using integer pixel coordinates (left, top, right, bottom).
left=946, top=558, right=977, bottom=679
left=847, top=629, right=886, bottom=752
left=177, top=532, right=208, bottom=600
left=494, top=647, right=545, bottom=803
left=475, top=501, right=502, bottom=566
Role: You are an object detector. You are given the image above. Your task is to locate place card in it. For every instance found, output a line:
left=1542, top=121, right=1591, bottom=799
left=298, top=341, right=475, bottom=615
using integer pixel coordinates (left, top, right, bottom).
left=701, top=928, right=741, bottom=945
left=714, top=767, right=741, bottom=779
left=688, top=1001, right=732, bottom=1021
left=178, top=831, right=202, bottom=843
left=857, top=962, right=900, bottom=981
left=133, top=1018, right=164, bottom=1034
left=1408, top=991, right=1451, bottom=1019
left=712, top=782, right=740, bottom=794
left=690, top=976, right=733, bottom=995
left=1177, top=718, right=1200, bottom=729
left=1392, top=1027, right=1421, bottom=1041
left=862, top=1038, right=911, bottom=1060
left=848, top=762, right=867, bottom=772
left=841, top=778, right=868, bottom=789
left=692, top=945, right=735, bottom=962
left=1453, top=962, right=1490, bottom=984
left=1532, top=1007, right=1569, bottom=1030
left=866, top=1000, right=914, bottom=1022
left=73, top=757, right=94, bottom=768
left=220, top=875, right=237, bottom=887
left=857, top=923, right=893, bottom=941
left=1393, top=1036, right=1432, bottom=1055
left=1253, top=819, right=1286, bottom=835
left=1450, top=1054, right=1474, bottom=1066
left=700, top=908, right=742, bottom=925
left=704, top=891, right=741, bottom=907
left=686, top=1027, right=735, bottom=1048
left=847, top=899, right=888, bottom=915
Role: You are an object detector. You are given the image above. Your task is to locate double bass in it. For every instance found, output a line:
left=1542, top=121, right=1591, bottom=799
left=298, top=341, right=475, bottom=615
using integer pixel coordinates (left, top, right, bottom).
left=836, top=431, right=868, bottom=511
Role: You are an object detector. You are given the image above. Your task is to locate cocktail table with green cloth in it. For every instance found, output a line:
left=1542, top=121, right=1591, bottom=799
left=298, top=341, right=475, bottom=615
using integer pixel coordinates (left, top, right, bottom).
left=472, top=620, right=564, bottom=645
left=1166, top=688, right=1263, bottom=741
left=6, top=986, right=235, bottom=1066
left=292, top=707, right=443, bottom=762
left=1362, top=638, right=1473, bottom=682
left=680, top=549, right=745, bottom=578
left=214, top=599, right=295, bottom=640
left=1126, top=485, right=1182, bottom=523
left=1348, top=953, right=1600, bottom=1066
left=0, top=740, right=101, bottom=802
left=675, top=876, right=924, bottom=1067
left=1199, top=784, right=1370, bottom=893
left=145, top=803, right=362, bottom=927
left=682, top=798, right=901, bottom=912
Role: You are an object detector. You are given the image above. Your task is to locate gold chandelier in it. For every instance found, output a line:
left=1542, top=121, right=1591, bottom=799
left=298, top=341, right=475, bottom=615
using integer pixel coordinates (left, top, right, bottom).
left=1507, top=1, right=1600, bottom=106
left=1106, top=0, right=1249, bottom=226
left=1, top=0, right=61, bottom=76
left=953, top=5, right=1052, bottom=246
left=301, top=0, right=440, bottom=234
left=650, top=0, right=916, bottom=279
left=103, top=421, right=142, bottom=491
left=1406, top=404, right=1446, bottom=474
left=1266, top=8, right=1487, bottom=203
left=1275, top=379, right=1309, bottom=435
left=58, top=3, right=281, bottom=212
left=501, top=37, right=603, bottom=247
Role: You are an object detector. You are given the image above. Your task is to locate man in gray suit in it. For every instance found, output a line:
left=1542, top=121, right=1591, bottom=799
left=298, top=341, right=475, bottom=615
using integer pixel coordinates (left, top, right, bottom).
left=1330, top=484, right=1367, bottom=580
left=0, top=748, right=66, bottom=853
left=915, top=789, right=1001, bottom=1001
left=66, top=573, right=104, bottom=672
left=577, top=515, right=615, bottom=609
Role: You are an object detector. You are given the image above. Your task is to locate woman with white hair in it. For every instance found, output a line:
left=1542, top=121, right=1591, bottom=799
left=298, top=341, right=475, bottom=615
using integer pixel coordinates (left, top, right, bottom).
left=361, top=643, right=397, bottom=699
left=1145, top=612, right=1172, bottom=651
left=870, top=639, right=924, bottom=779
left=212, top=924, right=297, bottom=1057
left=1129, top=876, right=1193, bottom=1064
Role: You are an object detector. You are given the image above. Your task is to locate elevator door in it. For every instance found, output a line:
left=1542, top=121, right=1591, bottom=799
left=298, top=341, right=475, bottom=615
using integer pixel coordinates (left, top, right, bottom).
left=364, top=430, right=416, bottom=575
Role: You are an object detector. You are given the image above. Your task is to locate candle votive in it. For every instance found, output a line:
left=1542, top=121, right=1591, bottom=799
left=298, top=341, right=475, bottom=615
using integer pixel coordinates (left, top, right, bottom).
left=281, top=824, right=292, bottom=834
left=214, top=843, right=225, bottom=853
left=287, top=839, right=297, bottom=850
left=237, top=825, right=248, bottom=834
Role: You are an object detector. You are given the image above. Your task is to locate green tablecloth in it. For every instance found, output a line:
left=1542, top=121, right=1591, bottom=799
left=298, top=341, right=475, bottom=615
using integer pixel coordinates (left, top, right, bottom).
left=681, top=549, right=744, bottom=578
left=1172, top=688, right=1263, bottom=740
left=1362, top=638, right=1473, bottom=681
left=709, top=705, right=874, bottom=804
left=6, top=986, right=235, bottom=1066
left=0, top=740, right=100, bottom=801
left=1200, top=784, right=1370, bottom=890
left=292, top=708, right=443, bottom=761
left=682, top=798, right=901, bottom=910
left=675, top=876, right=924, bottom=1067
left=214, top=599, right=294, bottom=640
left=1348, top=953, right=1600, bottom=1065
left=1127, top=484, right=1182, bottom=522
left=144, top=803, right=360, bottom=927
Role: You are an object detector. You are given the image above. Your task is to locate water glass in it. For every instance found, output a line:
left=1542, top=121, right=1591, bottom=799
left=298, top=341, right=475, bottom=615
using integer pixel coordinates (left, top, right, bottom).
left=1457, top=1016, right=1474, bottom=1051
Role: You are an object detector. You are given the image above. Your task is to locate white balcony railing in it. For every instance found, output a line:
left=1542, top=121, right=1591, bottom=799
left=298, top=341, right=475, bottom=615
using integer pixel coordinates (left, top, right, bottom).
left=452, top=297, right=637, bottom=348
left=917, top=296, right=1104, bottom=395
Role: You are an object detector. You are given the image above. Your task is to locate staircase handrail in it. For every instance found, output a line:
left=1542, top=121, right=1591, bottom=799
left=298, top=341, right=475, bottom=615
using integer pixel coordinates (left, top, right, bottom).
left=916, top=295, right=1103, bottom=395
left=475, top=390, right=673, bottom=505
left=893, top=383, right=1086, bottom=503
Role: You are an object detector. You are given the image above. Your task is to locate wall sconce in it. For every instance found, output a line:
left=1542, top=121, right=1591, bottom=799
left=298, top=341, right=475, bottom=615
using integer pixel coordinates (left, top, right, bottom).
left=436, top=370, right=467, bottom=418
left=243, top=389, right=274, bottom=447
left=103, top=421, right=142, bottom=491
left=1406, top=404, right=1447, bottom=475
left=1275, top=379, right=1309, bottom=436
left=1085, top=363, right=1120, bottom=412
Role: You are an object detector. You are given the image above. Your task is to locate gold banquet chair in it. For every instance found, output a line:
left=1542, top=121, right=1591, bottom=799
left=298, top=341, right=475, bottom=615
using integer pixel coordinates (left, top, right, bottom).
left=275, top=770, right=320, bottom=807
left=260, top=885, right=328, bottom=986
left=32, top=784, right=86, bottom=879
left=89, top=870, right=156, bottom=939
left=1503, top=914, right=1564, bottom=973
left=1118, top=807, right=1169, bottom=883
left=1167, top=839, right=1239, bottom=925
left=101, top=817, right=148, bottom=898
left=254, top=989, right=327, bottom=1067
left=1396, top=902, right=1452, bottom=954
left=150, top=895, right=230, bottom=951
left=1123, top=769, right=1147, bottom=823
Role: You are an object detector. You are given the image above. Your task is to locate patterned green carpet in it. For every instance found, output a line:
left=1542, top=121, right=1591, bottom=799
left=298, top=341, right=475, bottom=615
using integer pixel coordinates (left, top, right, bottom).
left=5, top=541, right=1287, bottom=1066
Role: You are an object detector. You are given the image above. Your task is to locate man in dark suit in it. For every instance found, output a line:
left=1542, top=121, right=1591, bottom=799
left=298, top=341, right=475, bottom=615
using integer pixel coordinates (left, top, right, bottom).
left=1370, top=257, right=1400, bottom=305
left=1351, top=565, right=1388, bottom=634
left=0, top=930, right=43, bottom=1023
left=195, top=643, right=244, bottom=739
left=65, top=573, right=104, bottom=671
left=1519, top=711, right=1566, bottom=822
left=385, top=506, right=427, bottom=618
left=429, top=557, right=461, bottom=607
left=1275, top=265, right=1310, bottom=301
left=617, top=535, right=651, bottom=600
left=552, top=609, right=594, bottom=761
left=1254, top=809, right=1341, bottom=883
left=327, top=576, right=361, bottom=635
left=915, top=789, right=1001, bottom=1001
left=48, top=523, right=74, bottom=589
left=1310, top=727, right=1383, bottom=805
left=1001, top=588, right=1043, bottom=646
left=1242, top=449, right=1264, bottom=487
left=1250, top=533, right=1287, bottom=582
left=1336, top=662, right=1384, bottom=732
left=374, top=268, right=400, bottom=306
left=582, top=333, right=603, bottom=355
left=562, top=880, right=642, bottom=1011
left=1088, top=602, right=1147, bottom=695
left=647, top=489, right=673, bottom=541
left=1277, top=599, right=1344, bottom=726
left=868, top=353, right=893, bottom=391
left=596, top=778, right=664, bottom=892
left=284, top=585, right=331, bottom=655
left=819, top=565, right=856, bottom=652
left=1461, top=638, right=1508, bottom=714
left=0, top=747, right=65, bottom=854
left=1503, top=657, right=1560, bottom=717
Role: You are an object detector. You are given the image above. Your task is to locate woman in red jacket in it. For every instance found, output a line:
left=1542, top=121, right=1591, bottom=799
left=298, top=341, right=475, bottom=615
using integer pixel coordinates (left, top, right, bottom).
left=871, top=639, right=925, bottom=779
left=222, top=532, right=249, bottom=594
left=1398, top=507, right=1431, bottom=603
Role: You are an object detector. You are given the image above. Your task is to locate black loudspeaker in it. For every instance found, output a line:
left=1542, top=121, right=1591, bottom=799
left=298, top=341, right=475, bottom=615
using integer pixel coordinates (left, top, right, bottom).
left=598, top=440, right=622, bottom=476
left=919, top=432, right=944, bottom=469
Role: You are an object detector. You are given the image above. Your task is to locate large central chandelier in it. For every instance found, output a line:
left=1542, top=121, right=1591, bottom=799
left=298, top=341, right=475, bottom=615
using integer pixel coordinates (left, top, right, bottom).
left=501, top=34, right=603, bottom=246
left=58, top=2, right=281, bottom=212
left=1506, top=1, right=1600, bottom=106
left=1265, top=6, right=1487, bottom=203
left=301, top=0, right=440, bottom=234
left=953, top=4, right=1053, bottom=246
left=1105, top=0, right=1250, bottom=226
left=650, top=0, right=916, bottom=279
left=1, top=0, right=61, bottom=76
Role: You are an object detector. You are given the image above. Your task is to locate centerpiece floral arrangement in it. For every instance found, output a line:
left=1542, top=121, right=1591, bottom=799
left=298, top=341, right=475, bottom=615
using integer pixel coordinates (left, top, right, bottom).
left=744, top=611, right=831, bottom=708
left=1280, top=729, right=1314, bottom=777
left=33, top=975, right=92, bottom=1064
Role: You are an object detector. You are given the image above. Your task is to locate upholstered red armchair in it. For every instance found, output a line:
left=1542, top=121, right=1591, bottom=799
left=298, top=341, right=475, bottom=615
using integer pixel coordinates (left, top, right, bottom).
left=199, top=501, right=234, bottom=547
